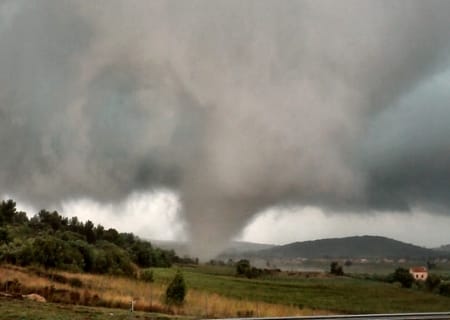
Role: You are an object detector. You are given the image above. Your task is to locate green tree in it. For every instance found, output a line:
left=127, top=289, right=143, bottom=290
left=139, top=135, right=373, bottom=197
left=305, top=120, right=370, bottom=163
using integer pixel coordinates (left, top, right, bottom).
left=131, top=240, right=153, bottom=267
left=73, top=240, right=95, bottom=272
left=14, top=211, right=28, bottom=224
left=33, top=236, right=65, bottom=269
left=16, top=241, right=34, bottom=266
left=425, top=274, right=441, bottom=292
left=0, top=199, right=17, bottom=225
left=0, top=227, right=10, bottom=244
left=93, top=241, right=135, bottom=276
left=330, top=261, right=344, bottom=276
left=69, top=216, right=82, bottom=233
left=236, top=259, right=251, bottom=276
left=38, top=210, right=63, bottom=231
left=165, top=270, right=186, bottom=305
left=84, top=220, right=96, bottom=244
left=103, top=228, right=121, bottom=245
left=392, top=267, right=414, bottom=288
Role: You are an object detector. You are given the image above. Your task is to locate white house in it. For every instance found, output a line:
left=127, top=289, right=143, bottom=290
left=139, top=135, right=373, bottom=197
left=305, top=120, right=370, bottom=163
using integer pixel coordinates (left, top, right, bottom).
left=409, top=266, right=428, bottom=281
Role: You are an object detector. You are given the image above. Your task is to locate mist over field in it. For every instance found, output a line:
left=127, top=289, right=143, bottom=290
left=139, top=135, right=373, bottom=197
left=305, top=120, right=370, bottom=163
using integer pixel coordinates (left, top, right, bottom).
left=2, top=1, right=450, bottom=258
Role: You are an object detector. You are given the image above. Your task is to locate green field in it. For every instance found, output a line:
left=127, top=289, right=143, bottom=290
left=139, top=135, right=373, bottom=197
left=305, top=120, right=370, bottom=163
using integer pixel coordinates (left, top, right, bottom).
left=152, top=266, right=450, bottom=314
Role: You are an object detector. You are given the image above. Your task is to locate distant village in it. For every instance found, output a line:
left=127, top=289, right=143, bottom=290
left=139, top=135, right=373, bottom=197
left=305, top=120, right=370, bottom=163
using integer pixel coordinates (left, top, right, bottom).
left=219, top=256, right=450, bottom=276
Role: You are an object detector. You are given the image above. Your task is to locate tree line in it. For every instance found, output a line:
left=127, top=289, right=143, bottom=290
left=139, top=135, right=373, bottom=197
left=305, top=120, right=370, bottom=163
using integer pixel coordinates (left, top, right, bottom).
left=0, top=199, right=178, bottom=276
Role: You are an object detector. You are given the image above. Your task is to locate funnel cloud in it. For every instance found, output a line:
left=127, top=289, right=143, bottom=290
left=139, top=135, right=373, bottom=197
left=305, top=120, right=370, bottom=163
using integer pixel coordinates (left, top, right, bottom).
left=1, top=1, right=450, bottom=258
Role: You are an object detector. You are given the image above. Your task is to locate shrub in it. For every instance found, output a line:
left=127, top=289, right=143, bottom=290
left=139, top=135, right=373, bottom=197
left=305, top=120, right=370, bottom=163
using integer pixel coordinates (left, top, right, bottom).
left=165, top=270, right=186, bottom=305
left=439, top=282, right=450, bottom=297
left=330, top=261, right=344, bottom=276
left=391, top=268, right=414, bottom=288
left=247, top=267, right=262, bottom=279
left=425, top=274, right=441, bottom=292
left=236, top=259, right=251, bottom=276
left=51, top=273, right=68, bottom=284
left=235, top=260, right=264, bottom=278
left=69, top=277, right=83, bottom=288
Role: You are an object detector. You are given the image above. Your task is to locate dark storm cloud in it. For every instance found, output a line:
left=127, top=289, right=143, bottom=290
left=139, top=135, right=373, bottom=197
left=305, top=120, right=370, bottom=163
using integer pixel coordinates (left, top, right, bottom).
left=363, top=75, right=450, bottom=212
left=1, top=0, right=450, bottom=257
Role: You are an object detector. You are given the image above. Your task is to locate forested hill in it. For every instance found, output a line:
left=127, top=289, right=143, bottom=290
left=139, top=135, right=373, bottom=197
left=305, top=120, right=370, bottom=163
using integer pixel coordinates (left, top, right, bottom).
left=252, top=235, right=444, bottom=260
left=0, top=199, right=185, bottom=276
left=435, top=244, right=450, bottom=252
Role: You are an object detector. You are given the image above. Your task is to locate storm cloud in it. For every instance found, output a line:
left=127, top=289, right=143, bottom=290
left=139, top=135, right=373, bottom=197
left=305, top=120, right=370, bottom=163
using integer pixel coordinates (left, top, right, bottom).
left=1, top=0, right=450, bottom=258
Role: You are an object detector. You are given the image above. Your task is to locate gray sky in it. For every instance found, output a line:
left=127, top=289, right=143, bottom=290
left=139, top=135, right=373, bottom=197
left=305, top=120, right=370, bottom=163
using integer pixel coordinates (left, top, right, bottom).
left=2, top=1, right=450, bottom=257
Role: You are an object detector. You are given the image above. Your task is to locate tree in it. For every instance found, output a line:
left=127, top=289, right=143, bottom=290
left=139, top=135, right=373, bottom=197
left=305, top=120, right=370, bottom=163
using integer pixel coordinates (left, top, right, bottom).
left=84, top=220, right=96, bottom=244
left=165, top=270, right=187, bottom=305
left=14, top=211, right=28, bottom=224
left=103, top=228, right=121, bottom=245
left=69, top=216, right=82, bottom=233
left=330, top=261, right=344, bottom=276
left=0, top=199, right=17, bottom=225
left=0, top=227, right=10, bottom=244
left=425, top=274, right=441, bottom=292
left=131, top=240, right=153, bottom=267
left=33, top=236, right=65, bottom=269
left=392, top=267, right=414, bottom=288
left=0, top=198, right=175, bottom=275
left=73, top=240, right=95, bottom=272
left=236, top=259, right=251, bottom=276
left=38, top=210, right=63, bottom=231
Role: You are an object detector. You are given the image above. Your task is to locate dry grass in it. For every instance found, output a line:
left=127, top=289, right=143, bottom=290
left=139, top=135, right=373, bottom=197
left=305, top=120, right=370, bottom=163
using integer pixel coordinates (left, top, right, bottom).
left=1, top=265, right=57, bottom=288
left=182, top=290, right=328, bottom=318
left=0, top=265, right=328, bottom=318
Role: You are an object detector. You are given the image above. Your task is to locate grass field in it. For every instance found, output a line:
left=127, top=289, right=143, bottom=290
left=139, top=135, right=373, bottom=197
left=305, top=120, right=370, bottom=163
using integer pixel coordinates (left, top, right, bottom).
left=0, top=265, right=319, bottom=318
left=152, top=266, right=450, bottom=314
left=0, top=296, right=183, bottom=320
left=1, top=264, right=449, bottom=319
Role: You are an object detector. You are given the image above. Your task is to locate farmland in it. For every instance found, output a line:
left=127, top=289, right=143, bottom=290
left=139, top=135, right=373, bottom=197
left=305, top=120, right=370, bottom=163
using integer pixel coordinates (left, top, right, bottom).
left=1, top=264, right=450, bottom=319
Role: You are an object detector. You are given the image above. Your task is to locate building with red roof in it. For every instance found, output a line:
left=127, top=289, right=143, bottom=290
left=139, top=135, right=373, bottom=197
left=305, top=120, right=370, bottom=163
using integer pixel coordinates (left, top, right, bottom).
left=409, top=266, right=428, bottom=281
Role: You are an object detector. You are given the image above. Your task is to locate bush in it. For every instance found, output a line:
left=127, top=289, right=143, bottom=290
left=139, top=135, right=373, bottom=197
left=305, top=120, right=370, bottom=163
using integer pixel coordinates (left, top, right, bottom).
left=165, top=270, right=186, bottom=305
left=140, top=269, right=154, bottom=282
left=69, top=277, right=83, bottom=288
left=247, top=267, right=262, bottom=279
left=236, top=259, right=251, bottom=276
left=391, top=268, right=414, bottom=288
left=425, top=274, right=441, bottom=292
left=439, top=283, right=450, bottom=297
left=330, top=261, right=344, bottom=276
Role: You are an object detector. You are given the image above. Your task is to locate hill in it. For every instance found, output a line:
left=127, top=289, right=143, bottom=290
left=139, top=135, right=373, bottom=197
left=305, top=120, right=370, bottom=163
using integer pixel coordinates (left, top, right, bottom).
left=435, top=244, right=450, bottom=252
left=250, top=235, right=444, bottom=260
left=0, top=199, right=177, bottom=275
left=222, top=241, right=275, bottom=254
left=152, top=239, right=275, bottom=257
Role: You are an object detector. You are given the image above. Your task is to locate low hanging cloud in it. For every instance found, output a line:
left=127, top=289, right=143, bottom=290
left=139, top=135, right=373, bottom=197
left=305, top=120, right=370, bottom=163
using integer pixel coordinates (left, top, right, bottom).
left=1, top=0, right=450, bottom=258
